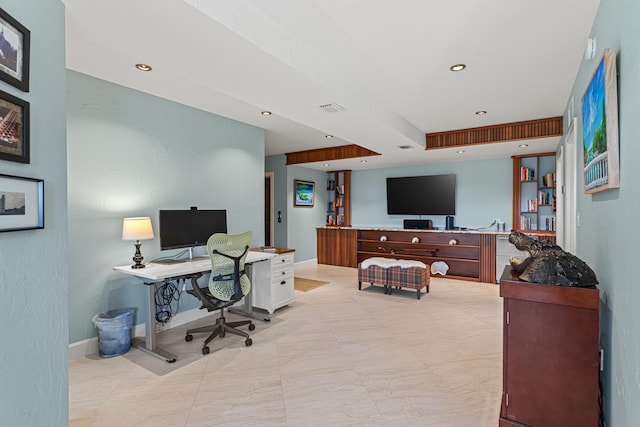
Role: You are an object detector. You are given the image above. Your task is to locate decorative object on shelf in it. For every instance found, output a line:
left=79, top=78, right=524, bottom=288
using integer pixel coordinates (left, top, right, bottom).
left=508, top=232, right=597, bottom=287
left=379, top=235, right=387, bottom=242
left=448, top=239, right=457, bottom=245
left=0, top=8, right=30, bottom=92
left=411, top=236, right=419, bottom=243
left=0, top=173, right=43, bottom=232
left=581, top=48, right=619, bottom=194
left=0, top=89, right=29, bottom=163
left=122, top=217, right=154, bottom=269
left=431, top=261, right=449, bottom=276
left=294, top=179, right=315, bottom=207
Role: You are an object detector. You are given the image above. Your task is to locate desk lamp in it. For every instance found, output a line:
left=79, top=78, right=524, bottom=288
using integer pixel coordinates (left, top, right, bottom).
left=122, top=217, right=154, bottom=269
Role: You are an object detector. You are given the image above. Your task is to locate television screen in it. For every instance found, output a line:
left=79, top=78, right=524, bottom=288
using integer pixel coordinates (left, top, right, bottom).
left=386, top=174, right=456, bottom=215
left=159, top=209, right=228, bottom=250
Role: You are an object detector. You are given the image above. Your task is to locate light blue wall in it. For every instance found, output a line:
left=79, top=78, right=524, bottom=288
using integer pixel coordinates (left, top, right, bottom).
left=287, top=165, right=328, bottom=261
left=352, top=158, right=513, bottom=230
left=0, top=1, right=68, bottom=425
left=564, top=0, right=640, bottom=424
left=67, top=71, right=265, bottom=343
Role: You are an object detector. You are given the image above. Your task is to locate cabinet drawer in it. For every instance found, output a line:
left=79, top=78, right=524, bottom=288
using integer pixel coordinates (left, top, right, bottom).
left=357, top=229, right=480, bottom=246
left=272, top=252, right=294, bottom=271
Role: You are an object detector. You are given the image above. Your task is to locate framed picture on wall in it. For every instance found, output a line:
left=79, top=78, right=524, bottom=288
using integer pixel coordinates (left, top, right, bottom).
left=581, top=48, right=619, bottom=194
left=0, top=173, right=44, bottom=232
left=0, top=89, right=29, bottom=163
left=0, top=8, right=30, bottom=92
left=294, top=180, right=315, bottom=207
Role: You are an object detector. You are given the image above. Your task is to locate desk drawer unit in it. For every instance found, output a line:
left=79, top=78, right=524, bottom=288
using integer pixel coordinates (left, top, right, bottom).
left=253, top=251, right=295, bottom=314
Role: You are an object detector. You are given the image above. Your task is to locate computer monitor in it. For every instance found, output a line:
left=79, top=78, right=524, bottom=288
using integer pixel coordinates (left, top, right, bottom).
left=159, top=209, right=228, bottom=254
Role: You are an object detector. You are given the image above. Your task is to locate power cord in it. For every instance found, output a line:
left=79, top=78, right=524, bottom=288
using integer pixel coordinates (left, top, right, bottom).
left=154, top=279, right=182, bottom=323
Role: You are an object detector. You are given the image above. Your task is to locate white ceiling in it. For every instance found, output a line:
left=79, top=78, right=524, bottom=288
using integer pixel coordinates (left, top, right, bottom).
left=63, top=0, right=600, bottom=171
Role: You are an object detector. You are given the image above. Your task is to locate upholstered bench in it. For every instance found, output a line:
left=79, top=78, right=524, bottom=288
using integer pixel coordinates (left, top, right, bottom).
left=358, top=257, right=430, bottom=299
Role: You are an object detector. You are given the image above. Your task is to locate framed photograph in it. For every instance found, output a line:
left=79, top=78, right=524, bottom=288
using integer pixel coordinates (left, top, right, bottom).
left=294, top=180, right=315, bottom=207
left=0, top=173, right=44, bottom=232
left=581, top=48, right=619, bottom=194
left=0, top=8, right=30, bottom=91
left=0, top=89, right=29, bottom=163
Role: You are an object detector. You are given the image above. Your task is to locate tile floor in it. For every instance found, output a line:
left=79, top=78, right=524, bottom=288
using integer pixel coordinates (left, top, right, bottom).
left=69, top=264, right=503, bottom=426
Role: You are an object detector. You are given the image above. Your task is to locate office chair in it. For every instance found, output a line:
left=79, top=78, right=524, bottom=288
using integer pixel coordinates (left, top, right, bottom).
left=185, top=231, right=255, bottom=355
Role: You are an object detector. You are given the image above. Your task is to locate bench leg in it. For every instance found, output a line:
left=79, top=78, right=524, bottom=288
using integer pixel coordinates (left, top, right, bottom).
left=417, top=288, right=421, bottom=300
left=358, top=280, right=362, bottom=290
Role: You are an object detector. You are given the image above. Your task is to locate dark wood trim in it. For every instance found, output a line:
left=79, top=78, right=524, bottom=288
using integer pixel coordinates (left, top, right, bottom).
left=480, top=234, right=496, bottom=283
left=426, top=117, right=562, bottom=149
left=286, top=144, right=380, bottom=165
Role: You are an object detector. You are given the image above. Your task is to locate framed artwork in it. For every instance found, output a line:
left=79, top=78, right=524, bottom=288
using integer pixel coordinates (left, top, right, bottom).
left=0, top=173, right=44, bottom=232
left=581, top=48, right=619, bottom=194
left=0, top=8, right=30, bottom=92
left=0, top=89, right=29, bottom=163
left=294, top=180, right=315, bottom=207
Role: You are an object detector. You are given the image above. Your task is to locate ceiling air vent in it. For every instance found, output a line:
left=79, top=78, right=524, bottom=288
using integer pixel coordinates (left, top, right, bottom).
left=397, top=145, right=414, bottom=150
left=318, top=102, right=345, bottom=113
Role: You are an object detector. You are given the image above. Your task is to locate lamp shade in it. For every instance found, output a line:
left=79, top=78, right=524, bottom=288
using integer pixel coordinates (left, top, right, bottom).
left=122, top=217, right=154, bottom=241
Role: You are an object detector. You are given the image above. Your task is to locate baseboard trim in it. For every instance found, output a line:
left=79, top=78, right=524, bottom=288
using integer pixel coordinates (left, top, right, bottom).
left=68, top=307, right=213, bottom=361
left=295, top=258, right=317, bottom=268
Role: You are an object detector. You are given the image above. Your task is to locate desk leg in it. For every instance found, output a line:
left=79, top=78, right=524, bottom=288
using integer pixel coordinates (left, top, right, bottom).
left=229, top=260, right=272, bottom=321
left=131, top=282, right=177, bottom=363
left=229, top=290, right=272, bottom=322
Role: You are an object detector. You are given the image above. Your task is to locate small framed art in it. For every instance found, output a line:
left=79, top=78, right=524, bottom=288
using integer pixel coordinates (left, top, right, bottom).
left=0, top=88, right=29, bottom=163
left=294, top=180, right=315, bottom=207
left=0, top=8, right=30, bottom=91
left=0, top=173, right=44, bottom=232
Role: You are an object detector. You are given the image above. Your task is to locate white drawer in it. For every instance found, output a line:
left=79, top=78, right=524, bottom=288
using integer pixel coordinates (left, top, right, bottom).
left=272, top=252, right=294, bottom=269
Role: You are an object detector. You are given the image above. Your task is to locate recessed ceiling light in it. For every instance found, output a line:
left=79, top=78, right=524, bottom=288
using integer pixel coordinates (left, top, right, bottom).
left=449, top=64, right=466, bottom=72
left=135, top=63, right=152, bottom=72
left=475, top=110, right=487, bottom=115
left=324, top=163, right=330, bottom=167
left=325, top=135, right=334, bottom=139
left=519, top=144, right=529, bottom=148
left=261, top=111, right=272, bottom=116
left=456, top=150, right=466, bottom=154
left=360, top=160, right=367, bottom=163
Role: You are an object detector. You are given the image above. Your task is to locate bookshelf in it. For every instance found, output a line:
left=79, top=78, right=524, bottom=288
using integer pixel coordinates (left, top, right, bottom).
left=512, top=153, right=556, bottom=234
left=325, top=170, right=351, bottom=227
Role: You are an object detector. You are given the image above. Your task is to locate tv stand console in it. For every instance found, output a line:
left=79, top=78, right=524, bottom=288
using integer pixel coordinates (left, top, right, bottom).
left=317, top=227, right=496, bottom=282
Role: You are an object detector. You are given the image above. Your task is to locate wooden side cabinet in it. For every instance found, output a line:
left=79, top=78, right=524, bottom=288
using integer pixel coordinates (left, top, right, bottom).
left=499, top=267, right=600, bottom=426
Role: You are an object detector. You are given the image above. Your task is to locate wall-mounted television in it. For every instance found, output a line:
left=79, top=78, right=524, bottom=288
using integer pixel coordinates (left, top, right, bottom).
left=159, top=209, right=228, bottom=251
left=386, top=174, right=456, bottom=215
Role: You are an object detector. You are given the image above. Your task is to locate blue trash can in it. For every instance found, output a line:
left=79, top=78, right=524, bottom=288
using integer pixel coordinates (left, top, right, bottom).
left=92, top=308, right=134, bottom=358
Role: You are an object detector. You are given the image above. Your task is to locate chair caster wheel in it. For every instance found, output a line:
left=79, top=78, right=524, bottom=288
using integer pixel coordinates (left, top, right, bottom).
left=245, top=338, right=252, bottom=346
left=249, top=323, right=255, bottom=331
left=185, top=334, right=193, bottom=342
left=202, top=346, right=210, bottom=355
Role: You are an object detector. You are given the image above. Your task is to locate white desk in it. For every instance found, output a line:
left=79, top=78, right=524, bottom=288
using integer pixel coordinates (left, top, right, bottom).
left=113, top=250, right=276, bottom=363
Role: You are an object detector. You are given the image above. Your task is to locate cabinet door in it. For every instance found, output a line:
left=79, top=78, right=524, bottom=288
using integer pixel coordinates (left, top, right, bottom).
left=503, top=298, right=600, bottom=426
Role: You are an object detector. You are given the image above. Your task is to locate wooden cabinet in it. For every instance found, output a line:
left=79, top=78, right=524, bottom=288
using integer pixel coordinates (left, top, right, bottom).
left=512, top=153, right=556, bottom=235
left=316, top=227, right=357, bottom=267
left=499, top=267, right=600, bottom=426
left=356, top=229, right=496, bottom=282
left=251, top=249, right=295, bottom=314
left=325, top=170, right=351, bottom=226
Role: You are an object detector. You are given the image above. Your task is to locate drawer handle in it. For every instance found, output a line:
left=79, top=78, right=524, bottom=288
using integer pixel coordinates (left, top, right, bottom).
left=282, top=271, right=286, bottom=275
left=280, top=280, right=286, bottom=285
left=281, top=259, right=286, bottom=263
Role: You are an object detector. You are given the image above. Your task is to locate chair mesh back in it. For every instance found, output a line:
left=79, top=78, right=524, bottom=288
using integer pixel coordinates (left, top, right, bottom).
left=207, top=231, right=253, bottom=301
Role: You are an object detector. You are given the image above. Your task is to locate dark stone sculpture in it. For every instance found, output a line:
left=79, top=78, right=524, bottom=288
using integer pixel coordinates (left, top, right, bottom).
left=508, top=232, right=598, bottom=287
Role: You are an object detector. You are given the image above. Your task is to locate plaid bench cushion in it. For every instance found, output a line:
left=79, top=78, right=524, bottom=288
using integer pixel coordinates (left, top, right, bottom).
left=358, top=257, right=430, bottom=299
